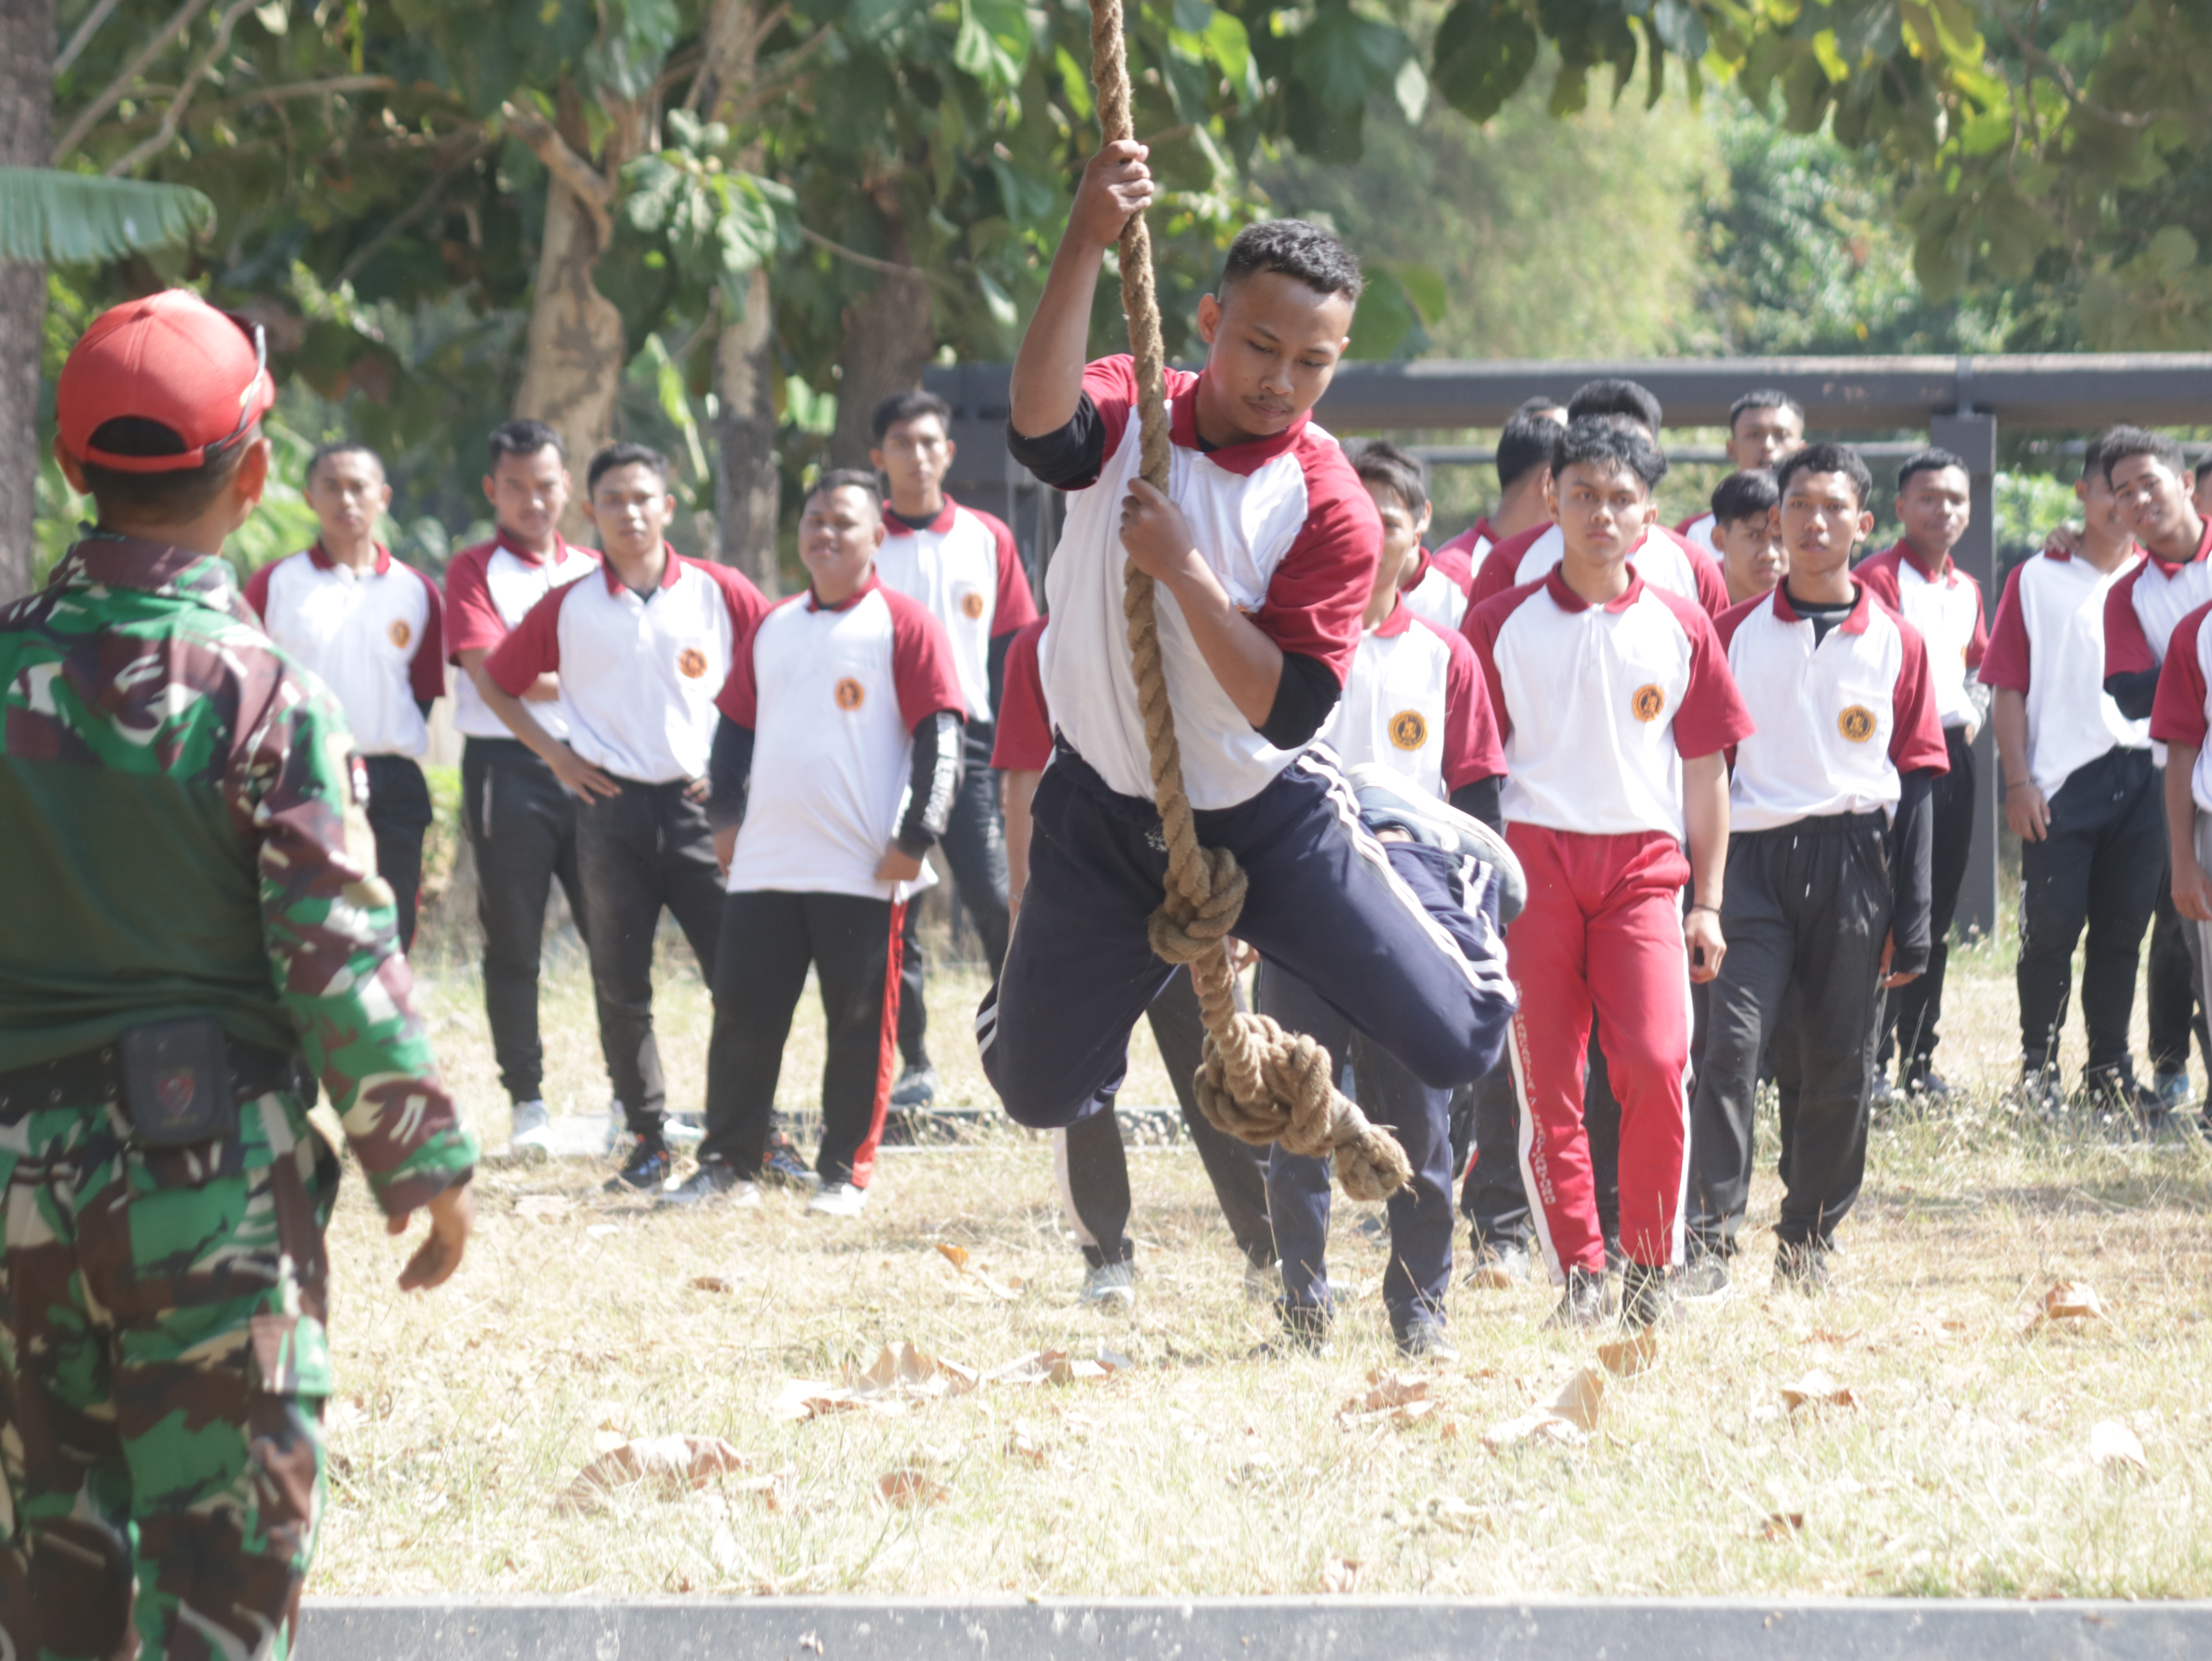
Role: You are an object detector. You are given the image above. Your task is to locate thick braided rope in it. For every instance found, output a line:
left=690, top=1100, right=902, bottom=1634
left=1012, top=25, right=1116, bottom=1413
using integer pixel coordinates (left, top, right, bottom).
left=1086, top=0, right=1409, bottom=1202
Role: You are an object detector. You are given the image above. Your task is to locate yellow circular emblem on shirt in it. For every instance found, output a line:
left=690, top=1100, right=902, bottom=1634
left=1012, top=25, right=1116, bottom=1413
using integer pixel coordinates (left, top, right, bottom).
left=677, top=647, right=708, bottom=679
left=1631, top=684, right=1666, bottom=723
left=1838, top=704, right=1877, bottom=743
left=959, top=589, right=986, bottom=620
left=388, top=619, right=411, bottom=650
left=1389, top=709, right=1429, bottom=751
left=834, top=676, right=866, bottom=711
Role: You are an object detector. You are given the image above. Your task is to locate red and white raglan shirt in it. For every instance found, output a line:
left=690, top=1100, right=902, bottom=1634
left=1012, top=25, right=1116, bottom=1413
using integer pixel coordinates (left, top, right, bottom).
left=1321, top=600, right=1502, bottom=808
left=1014, top=355, right=1377, bottom=810
left=2102, top=514, right=2212, bottom=743
left=442, top=528, right=602, bottom=745
left=2149, top=600, right=2212, bottom=814
left=991, top=617, right=1053, bottom=774
left=1977, top=548, right=2150, bottom=801
left=244, top=544, right=445, bottom=757
left=876, top=497, right=1039, bottom=726
left=485, top=547, right=768, bottom=784
left=716, top=574, right=964, bottom=904
left=1434, top=518, right=1495, bottom=578
left=1853, top=540, right=1990, bottom=735
left=1399, top=546, right=1472, bottom=631
left=1676, top=510, right=1719, bottom=561
left=1466, top=520, right=1731, bottom=618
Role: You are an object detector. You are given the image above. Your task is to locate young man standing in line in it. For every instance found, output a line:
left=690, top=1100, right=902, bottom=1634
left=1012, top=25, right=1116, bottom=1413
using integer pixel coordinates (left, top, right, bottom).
left=1979, top=438, right=2158, bottom=1110
left=1687, top=445, right=1946, bottom=1298
left=979, top=143, right=1518, bottom=1184
left=2148, top=585, right=2212, bottom=1137
left=484, top=445, right=769, bottom=1189
left=1465, top=419, right=1752, bottom=1330
left=1259, top=440, right=1509, bottom=1359
left=2100, top=426, right=2212, bottom=1115
left=442, top=421, right=617, bottom=1155
left=1429, top=399, right=1564, bottom=593
left=245, top=441, right=445, bottom=950
left=1853, top=449, right=1989, bottom=1100
left=867, top=391, right=1040, bottom=1114
left=665, top=471, right=965, bottom=1217
left=1707, top=469, right=1787, bottom=607
left=992, top=615, right=1279, bottom=1309
left=1676, top=390, right=1805, bottom=557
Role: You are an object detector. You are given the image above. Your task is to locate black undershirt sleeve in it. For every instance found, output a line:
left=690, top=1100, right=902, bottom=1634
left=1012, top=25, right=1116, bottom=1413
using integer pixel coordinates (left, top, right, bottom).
left=896, top=711, right=965, bottom=856
left=1888, top=768, right=1938, bottom=978
left=708, top=716, right=754, bottom=833
left=987, top=630, right=1012, bottom=724
left=1258, top=652, right=1341, bottom=751
left=1006, top=393, right=1107, bottom=490
left=2105, top=668, right=2160, bottom=722
left=1450, top=775, right=1505, bottom=835
left=415, top=698, right=434, bottom=722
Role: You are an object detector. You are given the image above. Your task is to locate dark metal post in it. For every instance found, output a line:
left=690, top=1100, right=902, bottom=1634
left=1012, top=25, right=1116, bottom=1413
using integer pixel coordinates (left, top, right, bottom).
left=1931, top=407, right=2000, bottom=941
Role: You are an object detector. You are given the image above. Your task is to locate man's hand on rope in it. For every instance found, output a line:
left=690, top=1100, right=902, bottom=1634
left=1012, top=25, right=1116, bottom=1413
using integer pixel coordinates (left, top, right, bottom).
left=1071, top=140, right=1155, bottom=249
left=1120, top=478, right=1203, bottom=586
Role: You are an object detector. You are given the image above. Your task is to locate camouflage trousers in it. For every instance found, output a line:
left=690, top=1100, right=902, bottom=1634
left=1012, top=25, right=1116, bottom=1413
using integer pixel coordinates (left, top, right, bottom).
left=0, top=1087, right=338, bottom=1660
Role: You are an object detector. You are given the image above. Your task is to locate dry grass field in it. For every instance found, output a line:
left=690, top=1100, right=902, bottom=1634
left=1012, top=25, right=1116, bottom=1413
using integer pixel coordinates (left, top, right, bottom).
left=314, top=920, right=2212, bottom=1599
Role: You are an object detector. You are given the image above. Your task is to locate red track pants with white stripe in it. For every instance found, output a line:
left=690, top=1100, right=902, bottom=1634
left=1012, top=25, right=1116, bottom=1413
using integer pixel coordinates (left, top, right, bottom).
left=1505, top=824, right=1695, bottom=1277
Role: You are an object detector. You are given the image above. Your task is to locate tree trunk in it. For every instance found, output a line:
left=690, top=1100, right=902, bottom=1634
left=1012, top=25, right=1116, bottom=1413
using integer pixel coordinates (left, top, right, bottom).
left=0, top=0, right=54, bottom=602
left=714, top=266, right=782, bottom=595
left=827, top=210, right=934, bottom=468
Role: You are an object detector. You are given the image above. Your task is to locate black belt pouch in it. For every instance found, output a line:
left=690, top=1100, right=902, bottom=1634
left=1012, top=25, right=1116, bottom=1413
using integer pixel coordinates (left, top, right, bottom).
left=118, top=1017, right=241, bottom=1147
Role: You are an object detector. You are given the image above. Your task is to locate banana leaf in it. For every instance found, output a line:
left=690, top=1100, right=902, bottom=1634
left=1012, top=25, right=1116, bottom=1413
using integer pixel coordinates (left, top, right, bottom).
left=0, top=167, right=215, bottom=264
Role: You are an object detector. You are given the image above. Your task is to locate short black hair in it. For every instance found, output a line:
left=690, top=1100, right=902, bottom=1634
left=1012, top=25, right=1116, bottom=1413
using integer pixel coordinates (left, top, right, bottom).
left=806, top=467, right=884, bottom=514
left=1220, top=219, right=1363, bottom=303
left=1776, top=442, right=1874, bottom=510
left=1712, top=468, right=1778, bottom=525
left=1348, top=440, right=1427, bottom=518
left=1553, top=417, right=1666, bottom=492
left=488, top=418, right=565, bottom=467
left=1497, top=409, right=1562, bottom=492
left=1515, top=395, right=1564, bottom=420
left=307, top=439, right=382, bottom=483
left=77, top=416, right=254, bottom=522
left=1896, top=447, right=1969, bottom=492
left=2100, top=425, right=2191, bottom=485
left=586, top=442, right=672, bottom=497
left=1728, top=389, right=1803, bottom=431
left=1566, top=378, right=1663, bottom=434
left=871, top=390, right=953, bottom=442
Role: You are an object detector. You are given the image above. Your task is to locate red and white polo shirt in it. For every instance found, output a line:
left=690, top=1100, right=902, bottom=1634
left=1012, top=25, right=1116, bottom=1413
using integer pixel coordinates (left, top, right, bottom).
left=1466, top=521, right=1730, bottom=617
left=1715, top=583, right=1949, bottom=832
left=1854, top=541, right=1989, bottom=731
left=1978, top=549, right=2148, bottom=798
left=877, top=497, right=1039, bottom=723
left=1467, top=570, right=1753, bottom=840
left=1037, top=355, right=1378, bottom=809
left=1676, top=510, right=1718, bottom=561
left=1400, top=546, right=1472, bottom=631
left=2102, top=514, right=2212, bottom=678
left=486, top=547, right=768, bottom=784
left=992, top=617, right=1053, bottom=773
left=1434, top=518, right=1494, bottom=574
left=442, top=529, right=601, bottom=742
left=244, top=544, right=444, bottom=757
left=717, top=574, right=964, bottom=901
left=1320, top=600, right=1503, bottom=801
left=2150, top=600, right=2212, bottom=811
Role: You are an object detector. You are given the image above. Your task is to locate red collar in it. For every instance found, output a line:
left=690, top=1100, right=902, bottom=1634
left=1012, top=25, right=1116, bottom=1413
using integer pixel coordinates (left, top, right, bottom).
left=601, top=543, right=684, bottom=596
left=1889, top=537, right=1953, bottom=584
left=1373, top=598, right=1415, bottom=638
left=1544, top=564, right=1645, bottom=615
left=1167, top=372, right=1309, bottom=477
left=807, top=571, right=882, bottom=613
left=2146, top=514, right=2212, bottom=576
left=884, top=500, right=957, bottom=537
left=307, top=540, right=391, bottom=576
left=492, top=527, right=573, bottom=568
left=1771, top=578, right=1873, bottom=635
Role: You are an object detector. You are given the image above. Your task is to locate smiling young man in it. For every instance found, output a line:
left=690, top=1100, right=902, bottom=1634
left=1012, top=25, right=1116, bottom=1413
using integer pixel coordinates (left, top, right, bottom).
left=1676, top=390, right=1805, bottom=558
left=440, top=421, right=615, bottom=1156
left=865, top=390, right=1039, bottom=1116
left=1465, top=419, right=1753, bottom=1331
left=1686, top=445, right=1946, bottom=1298
left=484, top=444, right=768, bottom=1189
left=978, top=143, right=1519, bottom=1181
left=1852, top=449, right=1990, bottom=1101
left=243, top=441, right=445, bottom=949
left=663, top=471, right=965, bottom=1217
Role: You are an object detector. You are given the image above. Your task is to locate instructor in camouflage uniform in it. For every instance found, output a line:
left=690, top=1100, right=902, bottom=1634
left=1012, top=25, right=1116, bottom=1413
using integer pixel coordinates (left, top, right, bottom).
left=0, top=290, right=478, bottom=1657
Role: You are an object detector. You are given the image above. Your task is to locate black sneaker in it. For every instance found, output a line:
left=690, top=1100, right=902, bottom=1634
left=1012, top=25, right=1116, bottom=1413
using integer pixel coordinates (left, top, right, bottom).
left=1260, top=1300, right=1331, bottom=1356
left=890, top=1063, right=937, bottom=1109
left=1773, top=1240, right=1833, bottom=1295
left=604, top=1136, right=670, bottom=1193
left=1619, top=1261, right=1670, bottom=1330
left=1547, top=1265, right=1607, bottom=1328
left=1394, top=1315, right=1459, bottom=1361
left=761, top=1139, right=821, bottom=1192
left=658, top=1156, right=760, bottom=1209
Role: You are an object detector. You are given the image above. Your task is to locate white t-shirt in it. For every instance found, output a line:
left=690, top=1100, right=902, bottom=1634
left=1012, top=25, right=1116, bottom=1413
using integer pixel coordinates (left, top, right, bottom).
left=244, top=545, right=443, bottom=757
left=1319, top=602, right=1502, bottom=800
left=1979, top=549, right=2149, bottom=799
left=875, top=498, right=1037, bottom=723
left=441, top=531, right=601, bottom=741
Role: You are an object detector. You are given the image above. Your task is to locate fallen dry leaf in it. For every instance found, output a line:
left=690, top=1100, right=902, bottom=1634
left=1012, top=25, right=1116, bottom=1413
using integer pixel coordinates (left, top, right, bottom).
left=690, top=1274, right=736, bottom=1294
left=1761, top=1512, right=1806, bottom=1541
left=936, top=1240, right=1022, bottom=1300
left=1321, top=1555, right=1362, bottom=1594
left=2027, top=1281, right=2107, bottom=1335
left=561, top=1434, right=754, bottom=1510
left=1779, top=1369, right=1859, bottom=1413
left=1598, top=1330, right=1658, bottom=1377
left=1550, top=1366, right=1606, bottom=1431
left=1343, top=1371, right=1429, bottom=1414
left=772, top=1341, right=979, bottom=1421
left=1005, top=1430, right=1049, bottom=1465
left=877, top=1467, right=950, bottom=1508
left=988, top=1347, right=1123, bottom=1386
left=1482, top=1411, right=1588, bottom=1454
left=936, top=1242, right=969, bottom=1269
left=2089, top=1420, right=2148, bottom=1474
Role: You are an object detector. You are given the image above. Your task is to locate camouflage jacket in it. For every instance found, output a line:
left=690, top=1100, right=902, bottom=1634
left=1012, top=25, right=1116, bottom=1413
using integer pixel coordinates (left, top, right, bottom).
left=0, top=534, right=474, bottom=1214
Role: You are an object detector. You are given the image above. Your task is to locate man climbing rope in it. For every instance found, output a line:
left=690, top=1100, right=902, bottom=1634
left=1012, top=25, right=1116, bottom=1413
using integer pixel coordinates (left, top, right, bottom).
left=974, top=132, right=1519, bottom=1184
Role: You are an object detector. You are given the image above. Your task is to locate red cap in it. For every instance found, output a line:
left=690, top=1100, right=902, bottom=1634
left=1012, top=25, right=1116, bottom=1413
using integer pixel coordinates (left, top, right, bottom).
left=56, top=290, right=275, bottom=474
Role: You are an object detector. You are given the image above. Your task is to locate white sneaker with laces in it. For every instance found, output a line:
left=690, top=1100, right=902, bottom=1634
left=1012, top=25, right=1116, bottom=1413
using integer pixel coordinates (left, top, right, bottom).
left=806, top=1181, right=870, bottom=1217
left=509, top=1098, right=555, bottom=1155
left=1080, top=1259, right=1136, bottom=1310
left=665, top=1112, right=705, bottom=1146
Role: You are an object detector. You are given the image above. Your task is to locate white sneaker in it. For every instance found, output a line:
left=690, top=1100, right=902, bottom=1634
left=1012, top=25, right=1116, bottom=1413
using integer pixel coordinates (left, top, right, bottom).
left=490, top=1099, right=553, bottom=1165
left=665, top=1112, right=705, bottom=1146
left=806, top=1181, right=870, bottom=1217
left=1080, top=1259, right=1136, bottom=1310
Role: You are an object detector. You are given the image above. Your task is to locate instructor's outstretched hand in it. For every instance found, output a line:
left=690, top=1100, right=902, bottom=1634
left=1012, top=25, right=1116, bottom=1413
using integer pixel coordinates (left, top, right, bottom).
left=389, top=1180, right=475, bottom=1291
